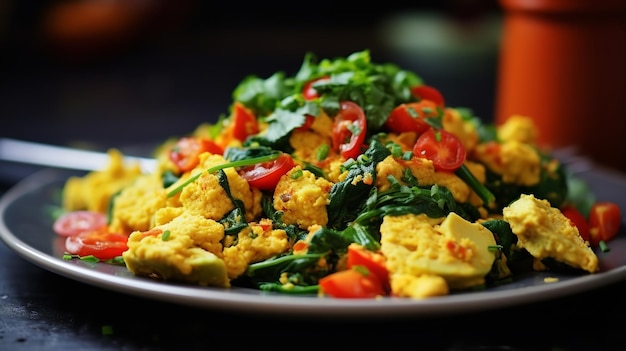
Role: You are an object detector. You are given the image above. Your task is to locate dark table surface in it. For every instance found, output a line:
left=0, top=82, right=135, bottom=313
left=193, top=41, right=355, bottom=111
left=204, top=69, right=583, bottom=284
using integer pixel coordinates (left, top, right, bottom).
left=3, top=3, right=626, bottom=349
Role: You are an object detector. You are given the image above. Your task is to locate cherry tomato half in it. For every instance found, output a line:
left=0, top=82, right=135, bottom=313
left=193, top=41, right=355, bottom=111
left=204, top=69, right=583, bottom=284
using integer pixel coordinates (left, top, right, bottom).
left=319, top=267, right=386, bottom=299
left=53, top=210, right=107, bottom=237
left=413, top=128, right=466, bottom=172
left=239, top=153, right=295, bottom=191
left=561, top=206, right=591, bottom=243
left=588, top=202, right=622, bottom=246
left=411, top=84, right=445, bottom=107
left=169, top=136, right=223, bottom=173
left=302, top=76, right=330, bottom=100
left=332, top=101, right=367, bottom=160
left=346, top=243, right=390, bottom=293
left=230, top=101, right=259, bottom=141
left=384, top=100, right=440, bottom=135
left=65, top=227, right=128, bottom=260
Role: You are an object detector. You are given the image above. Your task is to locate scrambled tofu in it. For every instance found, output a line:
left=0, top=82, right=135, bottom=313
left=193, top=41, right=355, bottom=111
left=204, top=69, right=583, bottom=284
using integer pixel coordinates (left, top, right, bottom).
left=174, top=153, right=263, bottom=222
left=289, top=112, right=334, bottom=163
left=375, top=156, right=437, bottom=191
left=470, top=115, right=542, bottom=187
left=375, top=155, right=487, bottom=209
left=123, top=212, right=229, bottom=287
left=442, top=108, right=480, bottom=153
left=109, top=173, right=167, bottom=234
left=222, top=220, right=290, bottom=278
left=273, top=167, right=333, bottom=229
left=62, top=149, right=142, bottom=213
left=122, top=152, right=290, bottom=286
left=473, top=140, right=541, bottom=187
left=498, top=115, right=537, bottom=144
left=503, top=194, right=599, bottom=273
left=380, top=212, right=497, bottom=299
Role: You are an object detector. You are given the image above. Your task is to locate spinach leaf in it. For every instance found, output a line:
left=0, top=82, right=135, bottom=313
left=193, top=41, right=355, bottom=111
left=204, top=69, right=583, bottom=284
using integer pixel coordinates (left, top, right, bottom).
left=244, top=253, right=327, bottom=286
left=216, top=169, right=248, bottom=236
left=231, top=50, right=423, bottom=149
left=326, top=139, right=391, bottom=229
left=299, top=50, right=422, bottom=132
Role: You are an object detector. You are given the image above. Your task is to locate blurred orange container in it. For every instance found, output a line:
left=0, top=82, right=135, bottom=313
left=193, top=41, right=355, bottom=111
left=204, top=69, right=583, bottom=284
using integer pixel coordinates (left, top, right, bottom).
left=495, top=0, right=626, bottom=172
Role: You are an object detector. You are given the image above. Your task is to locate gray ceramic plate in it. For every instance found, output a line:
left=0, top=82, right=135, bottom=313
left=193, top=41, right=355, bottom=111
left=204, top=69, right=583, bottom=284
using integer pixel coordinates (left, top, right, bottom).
left=1, top=165, right=625, bottom=317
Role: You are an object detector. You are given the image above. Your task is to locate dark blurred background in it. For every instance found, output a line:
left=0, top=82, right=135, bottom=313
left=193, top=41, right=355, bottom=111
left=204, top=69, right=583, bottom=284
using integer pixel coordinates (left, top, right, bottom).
left=0, top=0, right=501, bottom=161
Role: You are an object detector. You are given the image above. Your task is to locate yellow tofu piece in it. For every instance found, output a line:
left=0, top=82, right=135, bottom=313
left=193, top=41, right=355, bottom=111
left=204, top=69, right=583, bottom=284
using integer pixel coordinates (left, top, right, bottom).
left=503, top=194, right=598, bottom=273
left=123, top=212, right=229, bottom=287
left=381, top=212, right=497, bottom=298
left=109, top=173, right=167, bottom=234
left=273, top=167, right=333, bottom=229
left=62, top=149, right=142, bottom=213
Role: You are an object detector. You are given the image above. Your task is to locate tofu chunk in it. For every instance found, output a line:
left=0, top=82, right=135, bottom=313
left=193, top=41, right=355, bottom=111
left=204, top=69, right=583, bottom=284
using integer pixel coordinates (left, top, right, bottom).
left=503, top=194, right=598, bottom=273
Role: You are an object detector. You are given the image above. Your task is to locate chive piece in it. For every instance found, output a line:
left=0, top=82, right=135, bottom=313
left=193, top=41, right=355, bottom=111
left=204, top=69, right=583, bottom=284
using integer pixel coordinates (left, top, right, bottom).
left=167, top=152, right=282, bottom=197
left=389, top=143, right=403, bottom=157
left=357, top=154, right=370, bottom=164
left=80, top=255, right=100, bottom=263
left=599, top=240, right=610, bottom=253
left=290, top=169, right=303, bottom=179
left=316, top=143, right=329, bottom=161
left=455, top=164, right=496, bottom=210
left=162, top=230, right=171, bottom=241
left=108, top=256, right=126, bottom=265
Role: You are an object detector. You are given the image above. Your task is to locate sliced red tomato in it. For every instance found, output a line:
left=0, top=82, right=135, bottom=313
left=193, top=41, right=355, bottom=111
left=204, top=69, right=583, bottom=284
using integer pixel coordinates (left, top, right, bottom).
left=231, top=101, right=259, bottom=141
left=302, top=76, right=330, bottom=100
left=411, top=84, right=445, bottom=107
left=239, top=153, right=295, bottom=191
left=384, top=99, right=440, bottom=135
left=295, top=114, right=316, bottom=132
left=65, top=226, right=128, bottom=260
left=319, top=267, right=386, bottom=298
left=561, top=206, right=591, bottom=243
left=588, top=202, right=622, bottom=246
left=169, top=136, right=223, bottom=173
left=413, top=128, right=466, bottom=172
left=53, top=210, right=107, bottom=237
left=346, top=243, right=390, bottom=293
left=332, top=101, right=367, bottom=160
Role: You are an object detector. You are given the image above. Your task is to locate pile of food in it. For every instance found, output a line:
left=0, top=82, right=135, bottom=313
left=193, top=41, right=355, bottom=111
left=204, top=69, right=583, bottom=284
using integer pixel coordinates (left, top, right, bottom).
left=53, top=50, right=622, bottom=299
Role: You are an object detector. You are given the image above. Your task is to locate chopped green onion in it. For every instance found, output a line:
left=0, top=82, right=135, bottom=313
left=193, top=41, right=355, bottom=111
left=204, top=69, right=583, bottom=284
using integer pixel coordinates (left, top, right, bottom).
left=599, top=240, right=610, bottom=253
left=167, top=152, right=282, bottom=197
left=388, top=143, right=403, bottom=157
left=162, top=230, right=171, bottom=241
left=79, top=255, right=100, bottom=262
left=290, top=169, right=303, bottom=179
left=357, top=154, right=370, bottom=164
left=455, top=164, right=496, bottom=210
left=316, top=144, right=329, bottom=161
